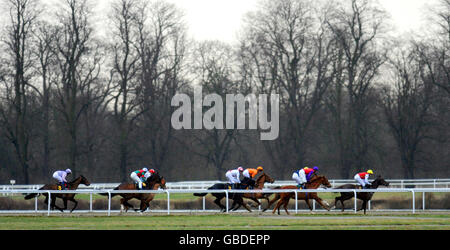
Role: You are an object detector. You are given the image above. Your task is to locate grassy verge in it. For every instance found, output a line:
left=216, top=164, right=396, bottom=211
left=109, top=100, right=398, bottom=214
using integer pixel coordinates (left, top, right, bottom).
left=0, top=213, right=449, bottom=230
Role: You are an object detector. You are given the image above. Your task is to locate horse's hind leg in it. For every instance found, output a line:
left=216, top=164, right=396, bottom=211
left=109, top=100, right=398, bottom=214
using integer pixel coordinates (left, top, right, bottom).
left=263, top=194, right=280, bottom=212
left=283, top=198, right=291, bottom=215
left=213, top=198, right=226, bottom=212
left=52, top=196, right=64, bottom=212
left=69, top=198, right=78, bottom=213
left=272, top=199, right=284, bottom=215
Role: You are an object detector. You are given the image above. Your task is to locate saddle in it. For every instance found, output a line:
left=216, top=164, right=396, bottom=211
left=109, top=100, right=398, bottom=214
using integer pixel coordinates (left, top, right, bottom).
left=135, top=182, right=147, bottom=190
left=57, top=183, right=67, bottom=190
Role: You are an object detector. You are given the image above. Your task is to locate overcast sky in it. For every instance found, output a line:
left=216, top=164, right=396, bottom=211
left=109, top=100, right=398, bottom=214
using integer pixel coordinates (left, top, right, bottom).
left=1, top=0, right=437, bottom=43
left=161, top=0, right=436, bottom=43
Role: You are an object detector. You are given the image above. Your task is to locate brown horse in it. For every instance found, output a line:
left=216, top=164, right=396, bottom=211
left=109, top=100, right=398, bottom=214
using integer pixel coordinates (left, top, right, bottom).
left=24, top=175, right=91, bottom=213
left=101, top=172, right=167, bottom=213
left=263, top=175, right=332, bottom=215
left=230, top=172, right=275, bottom=211
left=333, top=176, right=390, bottom=214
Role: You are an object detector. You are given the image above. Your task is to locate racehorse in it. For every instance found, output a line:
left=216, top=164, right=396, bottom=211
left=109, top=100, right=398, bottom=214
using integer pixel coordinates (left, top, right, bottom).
left=24, top=175, right=91, bottom=213
left=229, top=172, right=275, bottom=211
left=100, top=172, right=166, bottom=213
left=193, top=179, right=257, bottom=213
left=263, top=175, right=332, bottom=215
left=333, top=176, right=390, bottom=214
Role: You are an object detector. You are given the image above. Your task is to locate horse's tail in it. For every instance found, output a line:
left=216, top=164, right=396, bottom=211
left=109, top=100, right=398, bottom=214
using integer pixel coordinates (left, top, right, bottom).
left=24, top=193, right=39, bottom=200
left=193, top=192, right=207, bottom=197
left=194, top=184, right=223, bottom=197
left=99, top=186, right=120, bottom=197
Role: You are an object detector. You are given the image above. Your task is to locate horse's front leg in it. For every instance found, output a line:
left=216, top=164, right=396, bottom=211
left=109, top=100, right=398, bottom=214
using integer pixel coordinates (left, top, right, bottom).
left=69, top=198, right=78, bottom=213
left=52, top=196, right=64, bottom=212
left=315, top=196, right=331, bottom=211
left=263, top=194, right=280, bottom=212
left=304, top=198, right=315, bottom=214
left=282, top=197, right=290, bottom=215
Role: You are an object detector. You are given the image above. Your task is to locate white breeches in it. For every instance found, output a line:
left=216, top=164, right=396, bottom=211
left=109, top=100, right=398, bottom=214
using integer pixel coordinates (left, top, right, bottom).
left=292, top=171, right=306, bottom=185
left=354, top=174, right=368, bottom=187
left=52, top=172, right=64, bottom=183
left=226, top=172, right=240, bottom=184
left=131, top=172, right=143, bottom=189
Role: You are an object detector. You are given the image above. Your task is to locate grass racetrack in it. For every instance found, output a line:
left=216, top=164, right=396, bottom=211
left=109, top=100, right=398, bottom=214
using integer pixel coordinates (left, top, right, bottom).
left=0, top=213, right=449, bottom=230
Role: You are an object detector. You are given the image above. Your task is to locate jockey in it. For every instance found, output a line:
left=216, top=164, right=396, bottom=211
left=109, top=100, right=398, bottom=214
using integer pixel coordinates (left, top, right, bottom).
left=306, top=166, right=319, bottom=181
left=292, top=166, right=318, bottom=189
left=52, top=169, right=72, bottom=190
left=242, top=166, right=264, bottom=189
left=131, top=167, right=154, bottom=190
left=225, top=166, right=244, bottom=189
left=354, top=170, right=374, bottom=189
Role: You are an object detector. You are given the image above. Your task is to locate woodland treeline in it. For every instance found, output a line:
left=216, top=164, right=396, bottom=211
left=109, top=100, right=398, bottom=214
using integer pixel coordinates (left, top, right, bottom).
left=0, top=0, right=448, bottom=184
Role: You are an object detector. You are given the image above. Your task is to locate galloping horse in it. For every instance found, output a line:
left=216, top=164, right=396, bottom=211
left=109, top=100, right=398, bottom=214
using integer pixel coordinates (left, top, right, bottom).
left=229, top=172, right=275, bottom=211
left=263, top=175, right=332, bottom=215
left=193, top=179, right=257, bottom=213
left=333, top=176, right=389, bottom=214
left=100, top=172, right=167, bottom=213
left=24, top=175, right=91, bottom=213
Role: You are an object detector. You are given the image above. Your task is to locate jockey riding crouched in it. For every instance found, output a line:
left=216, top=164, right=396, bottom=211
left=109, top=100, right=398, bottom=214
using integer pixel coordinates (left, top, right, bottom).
left=354, top=170, right=374, bottom=189
left=225, top=167, right=244, bottom=189
left=292, top=166, right=319, bottom=189
left=131, top=167, right=155, bottom=190
left=52, top=169, right=72, bottom=190
left=242, top=166, right=264, bottom=189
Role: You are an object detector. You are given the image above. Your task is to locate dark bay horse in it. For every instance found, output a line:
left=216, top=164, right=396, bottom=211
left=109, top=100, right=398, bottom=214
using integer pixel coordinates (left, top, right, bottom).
left=229, top=172, right=275, bottom=211
left=193, top=180, right=256, bottom=213
left=333, top=176, right=390, bottom=214
left=24, top=175, right=91, bottom=213
left=263, top=175, right=332, bottom=215
left=100, top=173, right=167, bottom=213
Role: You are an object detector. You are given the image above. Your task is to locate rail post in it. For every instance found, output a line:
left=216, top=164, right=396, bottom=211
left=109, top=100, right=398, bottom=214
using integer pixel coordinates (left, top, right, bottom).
left=353, top=190, right=357, bottom=213
left=225, top=190, right=229, bottom=213
left=35, top=195, right=38, bottom=213
left=108, top=191, right=111, bottom=217
left=166, top=190, right=171, bottom=215
left=89, top=193, right=93, bottom=212
left=295, top=190, right=298, bottom=214
left=422, top=192, right=426, bottom=211
left=411, top=189, right=415, bottom=214
left=47, top=191, right=51, bottom=216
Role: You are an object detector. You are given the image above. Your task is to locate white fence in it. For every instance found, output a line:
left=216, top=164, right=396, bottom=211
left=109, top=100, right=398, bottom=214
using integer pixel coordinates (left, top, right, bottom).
left=2, top=178, right=450, bottom=191
left=0, top=188, right=449, bottom=216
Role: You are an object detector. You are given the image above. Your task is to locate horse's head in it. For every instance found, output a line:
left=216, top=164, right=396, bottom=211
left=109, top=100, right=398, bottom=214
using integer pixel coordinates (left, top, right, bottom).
left=147, top=172, right=166, bottom=190
left=80, top=175, right=91, bottom=186
left=373, top=176, right=389, bottom=187
left=260, top=172, right=275, bottom=184
left=310, top=175, right=332, bottom=188
left=159, top=176, right=167, bottom=190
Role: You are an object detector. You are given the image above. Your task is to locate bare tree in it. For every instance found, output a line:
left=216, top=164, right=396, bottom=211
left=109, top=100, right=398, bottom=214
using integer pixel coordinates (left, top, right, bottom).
left=133, top=0, right=187, bottom=177
left=326, top=0, right=388, bottom=177
left=52, top=0, right=104, bottom=173
left=382, top=48, right=436, bottom=178
left=239, top=0, right=337, bottom=178
left=31, top=20, right=58, bottom=177
left=108, top=0, right=145, bottom=181
left=0, top=0, right=40, bottom=183
left=186, top=41, right=242, bottom=180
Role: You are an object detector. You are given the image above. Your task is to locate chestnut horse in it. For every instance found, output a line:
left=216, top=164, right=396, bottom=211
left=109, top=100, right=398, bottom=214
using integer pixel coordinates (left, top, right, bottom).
left=333, top=176, right=390, bottom=214
left=24, top=175, right=91, bottom=213
left=263, top=175, right=332, bottom=215
left=229, top=172, right=275, bottom=211
left=101, top=172, right=166, bottom=213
